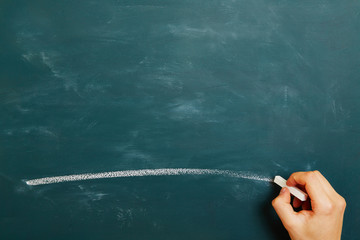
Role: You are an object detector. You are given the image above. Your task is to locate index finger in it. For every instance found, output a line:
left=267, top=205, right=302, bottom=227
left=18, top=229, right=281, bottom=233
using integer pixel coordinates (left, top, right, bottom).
left=286, top=171, right=328, bottom=203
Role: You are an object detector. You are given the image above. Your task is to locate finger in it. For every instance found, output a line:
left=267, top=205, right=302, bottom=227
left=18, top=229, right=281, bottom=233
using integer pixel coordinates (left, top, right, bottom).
left=313, top=171, right=338, bottom=196
left=293, top=197, right=302, bottom=209
left=295, top=184, right=308, bottom=203
left=302, top=198, right=311, bottom=210
left=286, top=171, right=328, bottom=203
left=272, top=188, right=297, bottom=228
left=297, top=184, right=306, bottom=192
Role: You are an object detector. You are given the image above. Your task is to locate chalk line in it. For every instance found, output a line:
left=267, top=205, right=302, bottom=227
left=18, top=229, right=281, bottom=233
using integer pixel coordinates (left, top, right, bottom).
left=25, top=168, right=272, bottom=186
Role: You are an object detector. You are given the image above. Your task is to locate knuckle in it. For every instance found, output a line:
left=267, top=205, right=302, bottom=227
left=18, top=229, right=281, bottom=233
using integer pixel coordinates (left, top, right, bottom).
left=306, top=171, right=317, bottom=180
left=272, top=198, right=281, bottom=208
left=337, top=196, right=347, bottom=210
left=271, top=199, right=277, bottom=207
left=321, top=196, right=346, bottom=214
left=321, top=201, right=335, bottom=214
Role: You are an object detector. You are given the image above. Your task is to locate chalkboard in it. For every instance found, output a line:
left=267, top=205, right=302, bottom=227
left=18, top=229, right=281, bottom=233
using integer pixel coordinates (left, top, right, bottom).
left=1, top=0, right=360, bottom=239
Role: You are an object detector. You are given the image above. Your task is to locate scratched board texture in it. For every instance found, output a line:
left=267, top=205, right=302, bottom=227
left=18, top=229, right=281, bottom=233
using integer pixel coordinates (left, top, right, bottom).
left=1, top=0, right=360, bottom=239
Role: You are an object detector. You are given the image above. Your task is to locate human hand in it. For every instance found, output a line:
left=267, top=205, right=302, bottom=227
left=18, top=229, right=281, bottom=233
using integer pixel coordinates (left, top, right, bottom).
left=272, top=171, right=346, bottom=240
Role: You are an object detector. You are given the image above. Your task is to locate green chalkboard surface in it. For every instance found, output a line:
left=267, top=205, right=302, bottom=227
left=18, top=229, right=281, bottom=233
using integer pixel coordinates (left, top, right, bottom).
left=1, top=0, right=360, bottom=239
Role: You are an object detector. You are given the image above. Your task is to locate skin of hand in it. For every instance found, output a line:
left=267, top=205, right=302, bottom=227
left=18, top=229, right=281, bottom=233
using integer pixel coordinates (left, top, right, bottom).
left=272, top=171, right=346, bottom=240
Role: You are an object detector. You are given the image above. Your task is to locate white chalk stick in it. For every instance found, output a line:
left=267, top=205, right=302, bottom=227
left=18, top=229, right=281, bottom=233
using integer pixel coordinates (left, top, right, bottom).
left=274, top=176, right=308, bottom=201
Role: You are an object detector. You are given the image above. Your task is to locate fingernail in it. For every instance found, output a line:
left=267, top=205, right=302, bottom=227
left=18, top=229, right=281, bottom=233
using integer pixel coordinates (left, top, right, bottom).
left=280, top=187, right=287, bottom=194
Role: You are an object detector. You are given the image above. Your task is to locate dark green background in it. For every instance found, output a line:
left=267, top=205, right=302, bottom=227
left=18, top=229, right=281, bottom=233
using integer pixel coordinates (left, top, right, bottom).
left=1, top=0, right=359, bottom=239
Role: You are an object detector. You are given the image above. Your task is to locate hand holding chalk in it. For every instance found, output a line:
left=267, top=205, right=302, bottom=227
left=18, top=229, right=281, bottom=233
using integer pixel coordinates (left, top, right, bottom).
left=274, top=176, right=307, bottom=201
left=272, top=171, right=346, bottom=240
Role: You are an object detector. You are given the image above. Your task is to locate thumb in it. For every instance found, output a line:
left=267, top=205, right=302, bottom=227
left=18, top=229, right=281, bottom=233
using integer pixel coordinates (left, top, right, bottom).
left=272, top=187, right=297, bottom=228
